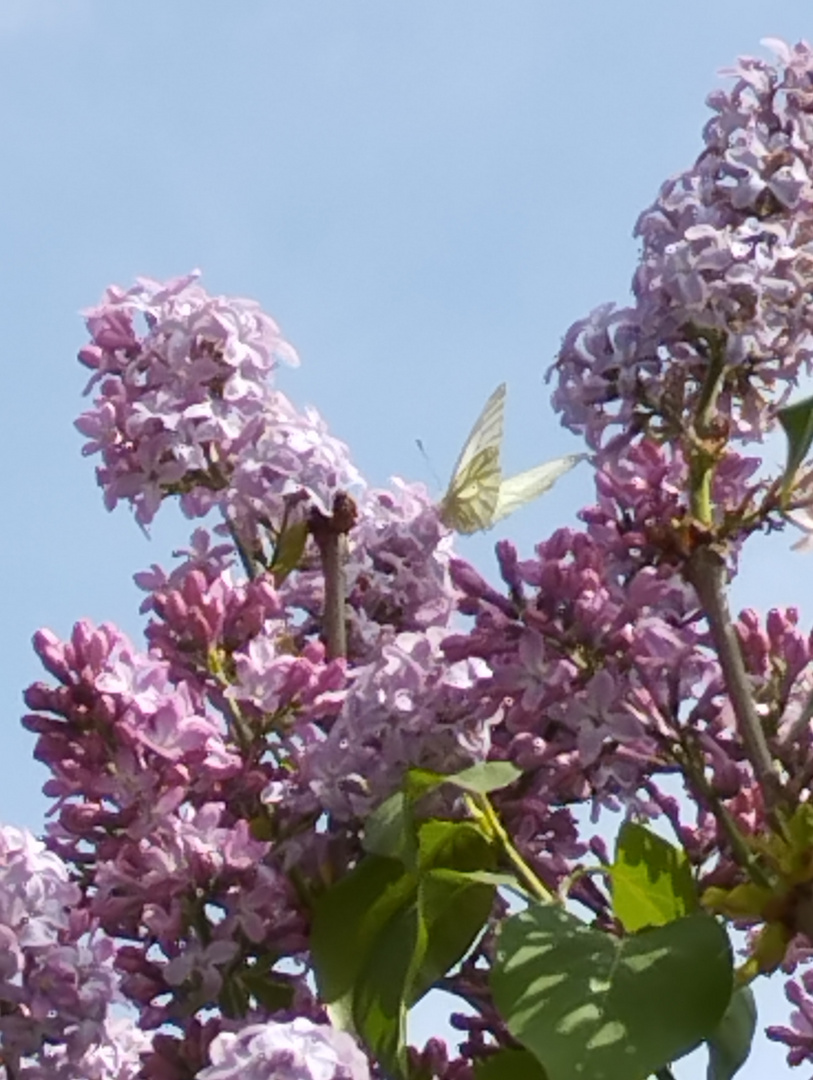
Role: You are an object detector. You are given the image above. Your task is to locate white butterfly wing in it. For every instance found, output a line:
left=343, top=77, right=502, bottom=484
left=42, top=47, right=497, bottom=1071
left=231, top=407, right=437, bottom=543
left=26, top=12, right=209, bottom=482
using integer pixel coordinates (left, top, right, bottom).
left=439, top=383, right=506, bottom=534
left=492, top=453, right=585, bottom=524
left=448, top=382, right=506, bottom=478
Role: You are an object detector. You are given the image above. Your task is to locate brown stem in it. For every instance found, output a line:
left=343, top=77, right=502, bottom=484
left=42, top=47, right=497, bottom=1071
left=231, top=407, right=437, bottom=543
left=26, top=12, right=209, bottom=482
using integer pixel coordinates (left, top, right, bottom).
left=686, top=545, right=784, bottom=815
left=310, top=493, right=357, bottom=660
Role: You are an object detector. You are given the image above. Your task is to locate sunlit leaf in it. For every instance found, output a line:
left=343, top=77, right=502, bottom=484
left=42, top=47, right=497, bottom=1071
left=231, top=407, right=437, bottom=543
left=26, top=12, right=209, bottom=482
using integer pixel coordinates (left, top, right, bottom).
left=271, top=519, right=309, bottom=582
left=442, top=760, right=523, bottom=795
left=612, top=822, right=696, bottom=931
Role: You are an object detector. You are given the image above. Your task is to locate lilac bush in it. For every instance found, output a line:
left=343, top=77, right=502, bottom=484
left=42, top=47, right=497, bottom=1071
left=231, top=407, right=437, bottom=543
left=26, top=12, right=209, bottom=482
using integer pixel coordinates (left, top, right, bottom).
left=12, top=34, right=813, bottom=1080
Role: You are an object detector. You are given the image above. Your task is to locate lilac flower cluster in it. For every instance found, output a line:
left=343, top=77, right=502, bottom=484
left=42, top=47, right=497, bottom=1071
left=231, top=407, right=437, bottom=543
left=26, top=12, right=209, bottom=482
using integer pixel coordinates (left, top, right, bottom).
left=22, top=620, right=309, bottom=1046
left=552, top=37, right=813, bottom=460
left=443, top=524, right=699, bottom=885
left=769, top=970, right=813, bottom=1069
left=197, top=1019, right=371, bottom=1080
left=272, top=479, right=458, bottom=664
left=344, top=481, right=458, bottom=653
left=19, top=36, right=813, bottom=1080
left=302, top=627, right=499, bottom=820
left=0, top=825, right=125, bottom=1077
left=18, top=1017, right=151, bottom=1080
left=76, top=271, right=359, bottom=530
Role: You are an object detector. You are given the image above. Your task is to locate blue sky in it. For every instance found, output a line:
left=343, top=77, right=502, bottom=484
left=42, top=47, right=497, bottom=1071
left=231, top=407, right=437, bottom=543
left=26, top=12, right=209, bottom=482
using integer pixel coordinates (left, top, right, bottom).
left=3, top=3, right=813, bottom=1076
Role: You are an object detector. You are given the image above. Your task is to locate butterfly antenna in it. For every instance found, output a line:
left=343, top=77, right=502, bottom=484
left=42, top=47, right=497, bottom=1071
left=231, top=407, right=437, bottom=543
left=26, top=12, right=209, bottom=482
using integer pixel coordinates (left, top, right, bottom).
left=416, top=438, right=443, bottom=491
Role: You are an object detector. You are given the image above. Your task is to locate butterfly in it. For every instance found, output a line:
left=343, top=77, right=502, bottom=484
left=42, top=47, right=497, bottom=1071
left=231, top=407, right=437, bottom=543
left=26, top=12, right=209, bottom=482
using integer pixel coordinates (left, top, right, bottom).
left=438, top=382, right=584, bottom=534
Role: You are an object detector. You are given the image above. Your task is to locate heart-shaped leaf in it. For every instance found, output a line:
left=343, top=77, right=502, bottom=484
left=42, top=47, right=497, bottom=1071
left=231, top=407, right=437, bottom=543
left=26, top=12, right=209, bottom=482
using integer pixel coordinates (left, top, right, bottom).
left=492, top=903, right=733, bottom=1080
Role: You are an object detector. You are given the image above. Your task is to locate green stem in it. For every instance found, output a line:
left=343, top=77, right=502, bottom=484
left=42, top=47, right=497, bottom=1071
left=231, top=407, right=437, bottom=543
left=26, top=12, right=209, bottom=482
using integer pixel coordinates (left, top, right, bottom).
left=208, top=649, right=253, bottom=752
left=687, top=333, right=726, bottom=526
left=472, top=794, right=555, bottom=903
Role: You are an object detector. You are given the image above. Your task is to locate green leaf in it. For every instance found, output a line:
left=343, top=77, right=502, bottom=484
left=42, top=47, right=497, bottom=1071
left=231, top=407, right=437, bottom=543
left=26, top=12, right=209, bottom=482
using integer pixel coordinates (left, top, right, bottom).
left=404, top=767, right=446, bottom=798
left=417, top=818, right=495, bottom=873
left=363, top=792, right=416, bottom=863
left=311, top=855, right=415, bottom=1004
left=612, top=822, right=697, bottom=932
left=402, top=761, right=522, bottom=802
left=409, top=868, right=494, bottom=1003
left=443, top=760, right=523, bottom=795
left=239, top=970, right=295, bottom=1013
left=491, top=903, right=733, bottom=1080
left=706, top=986, right=757, bottom=1080
left=312, top=842, right=498, bottom=1075
left=271, top=519, right=309, bottom=582
left=411, top=820, right=497, bottom=1003
left=778, top=393, right=813, bottom=503
left=474, top=1048, right=549, bottom=1080
left=352, top=900, right=422, bottom=1078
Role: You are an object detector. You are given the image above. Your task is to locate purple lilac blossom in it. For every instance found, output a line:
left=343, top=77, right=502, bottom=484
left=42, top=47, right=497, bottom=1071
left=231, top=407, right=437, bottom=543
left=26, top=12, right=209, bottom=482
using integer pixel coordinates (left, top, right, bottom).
left=196, top=1019, right=370, bottom=1080
left=134, top=537, right=348, bottom=727
left=22, top=622, right=308, bottom=1033
left=440, top=434, right=799, bottom=888
left=0, top=825, right=124, bottom=1073
left=134, top=528, right=236, bottom=614
left=143, top=561, right=284, bottom=682
left=346, top=480, right=458, bottom=643
left=223, top=391, right=363, bottom=531
left=552, top=38, right=813, bottom=458
left=301, top=628, right=499, bottom=820
left=17, top=1016, right=151, bottom=1080
left=273, top=479, right=459, bottom=664
left=76, top=272, right=360, bottom=528
left=768, top=968, right=813, bottom=1070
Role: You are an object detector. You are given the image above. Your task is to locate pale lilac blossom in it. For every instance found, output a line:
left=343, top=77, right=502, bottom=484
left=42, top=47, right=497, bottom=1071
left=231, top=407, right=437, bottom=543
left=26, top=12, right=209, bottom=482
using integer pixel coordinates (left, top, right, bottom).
left=197, top=1019, right=370, bottom=1080
left=303, top=629, right=498, bottom=820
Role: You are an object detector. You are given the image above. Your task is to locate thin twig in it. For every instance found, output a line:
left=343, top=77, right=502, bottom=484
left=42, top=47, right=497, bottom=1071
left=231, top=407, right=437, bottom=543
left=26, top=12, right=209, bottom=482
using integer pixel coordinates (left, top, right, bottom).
left=687, top=546, right=784, bottom=817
